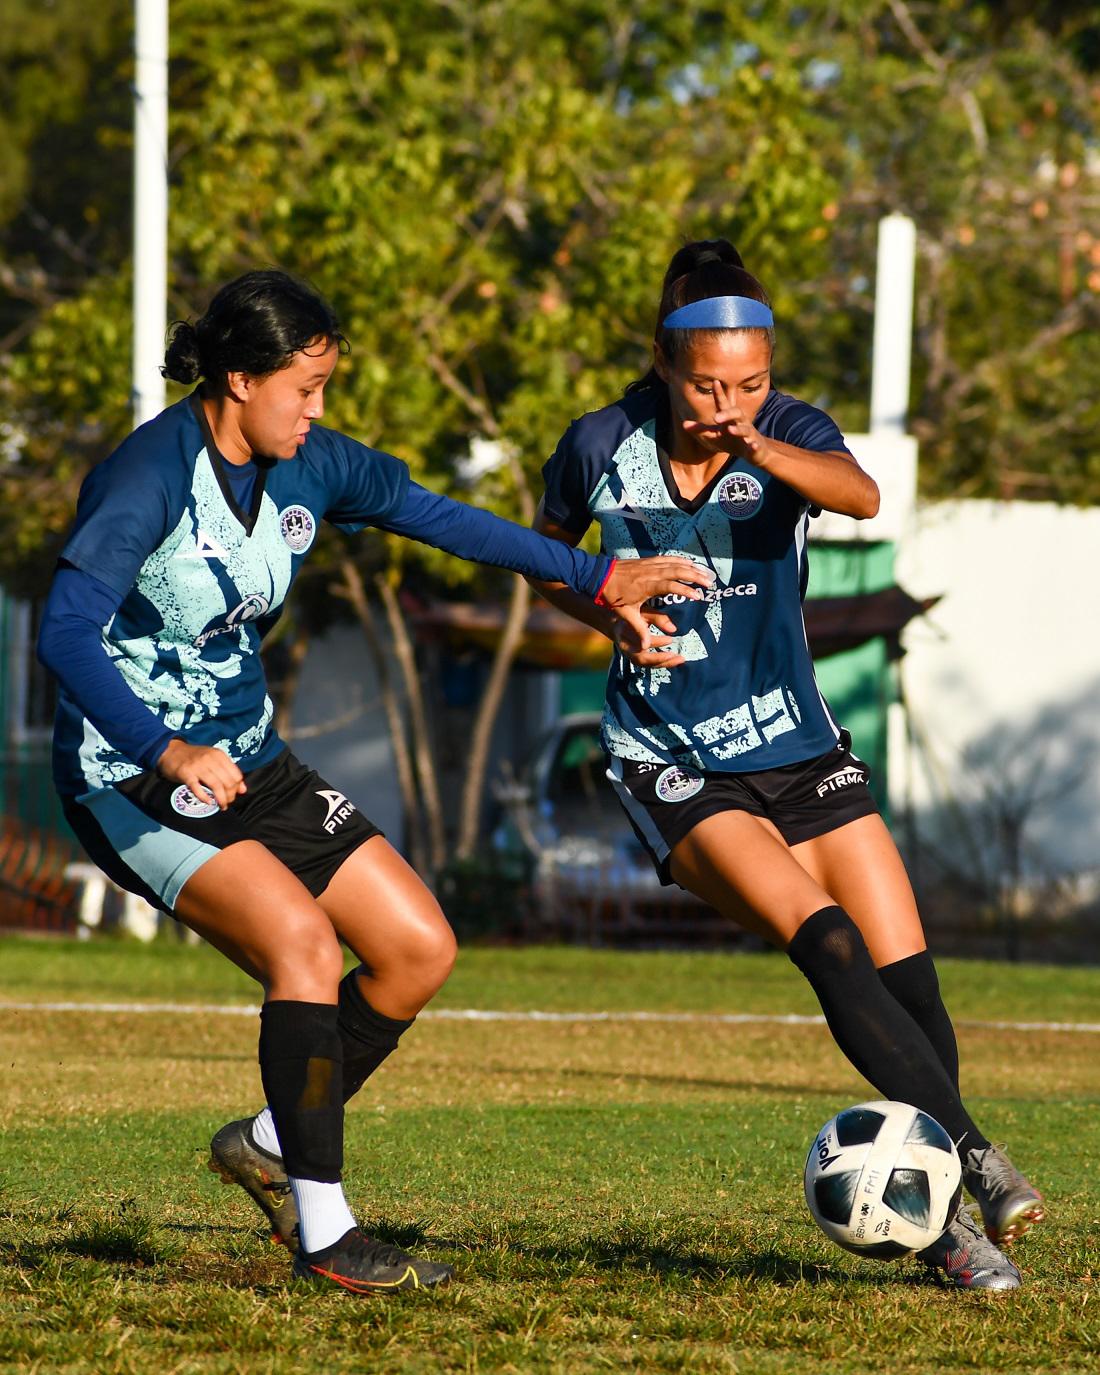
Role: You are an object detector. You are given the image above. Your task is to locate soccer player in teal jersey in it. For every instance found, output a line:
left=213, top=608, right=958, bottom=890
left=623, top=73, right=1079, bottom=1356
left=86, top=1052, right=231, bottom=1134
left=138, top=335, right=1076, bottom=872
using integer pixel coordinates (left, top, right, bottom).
left=528, top=240, right=1044, bottom=1291
left=37, top=270, right=712, bottom=1295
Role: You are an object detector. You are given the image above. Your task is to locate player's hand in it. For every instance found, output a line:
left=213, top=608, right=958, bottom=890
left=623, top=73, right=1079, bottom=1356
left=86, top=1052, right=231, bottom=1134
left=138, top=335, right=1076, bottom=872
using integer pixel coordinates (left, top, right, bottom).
left=156, top=740, right=247, bottom=810
left=613, top=612, right=687, bottom=668
left=599, top=555, right=713, bottom=648
left=681, top=378, right=771, bottom=463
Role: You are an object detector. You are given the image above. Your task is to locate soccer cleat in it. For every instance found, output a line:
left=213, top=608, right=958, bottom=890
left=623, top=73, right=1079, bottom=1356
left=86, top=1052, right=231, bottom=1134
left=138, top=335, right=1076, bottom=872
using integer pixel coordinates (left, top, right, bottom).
left=208, top=1117, right=299, bottom=1246
left=293, top=1226, right=453, bottom=1294
left=917, top=1205, right=1022, bottom=1291
left=963, top=1144, right=1045, bottom=1246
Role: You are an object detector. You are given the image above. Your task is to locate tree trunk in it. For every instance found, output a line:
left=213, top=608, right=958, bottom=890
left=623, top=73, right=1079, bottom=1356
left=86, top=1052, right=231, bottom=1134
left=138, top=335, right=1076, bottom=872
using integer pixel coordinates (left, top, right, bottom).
left=270, top=627, right=311, bottom=739
left=375, top=572, right=447, bottom=878
left=335, top=556, right=427, bottom=875
left=455, top=571, right=531, bottom=861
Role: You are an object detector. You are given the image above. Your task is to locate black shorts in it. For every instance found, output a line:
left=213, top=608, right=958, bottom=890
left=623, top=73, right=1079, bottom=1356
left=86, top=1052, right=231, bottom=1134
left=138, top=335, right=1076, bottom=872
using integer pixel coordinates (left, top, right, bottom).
left=62, top=748, right=383, bottom=913
left=606, top=731, right=879, bottom=884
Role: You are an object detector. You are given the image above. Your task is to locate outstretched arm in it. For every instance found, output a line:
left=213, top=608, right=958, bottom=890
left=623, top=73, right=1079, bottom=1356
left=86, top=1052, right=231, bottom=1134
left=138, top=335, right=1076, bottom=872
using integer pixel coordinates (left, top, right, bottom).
left=525, top=504, right=690, bottom=668
left=377, top=482, right=713, bottom=643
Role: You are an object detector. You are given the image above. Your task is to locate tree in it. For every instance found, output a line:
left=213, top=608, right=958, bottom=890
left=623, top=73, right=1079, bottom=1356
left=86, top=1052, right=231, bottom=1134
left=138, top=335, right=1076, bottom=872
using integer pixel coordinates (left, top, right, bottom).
left=1, top=0, right=1097, bottom=863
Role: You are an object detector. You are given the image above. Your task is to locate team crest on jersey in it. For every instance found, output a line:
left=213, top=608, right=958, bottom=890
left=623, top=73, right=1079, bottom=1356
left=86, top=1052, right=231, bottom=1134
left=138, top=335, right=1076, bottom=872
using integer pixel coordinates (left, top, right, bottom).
left=279, top=505, right=316, bottom=553
left=654, top=766, right=705, bottom=803
left=716, top=471, right=763, bottom=520
left=170, top=785, right=219, bottom=819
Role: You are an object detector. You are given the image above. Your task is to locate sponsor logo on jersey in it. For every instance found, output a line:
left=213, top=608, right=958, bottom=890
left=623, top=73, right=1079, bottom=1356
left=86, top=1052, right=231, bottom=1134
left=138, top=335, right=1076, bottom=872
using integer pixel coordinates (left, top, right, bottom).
left=654, top=765, right=705, bottom=803
left=716, top=471, right=764, bottom=520
left=175, top=528, right=231, bottom=561
left=193, top=593, right=272, bottom=648
left=815, top=766, right=867, bottom=798
left=317, top=788, right=357, bottom=833
left=170, top=784, right=220, bottom=819
left=649, top=581, right=757, bottom=607
left=280, top=505, right=316, bottom=553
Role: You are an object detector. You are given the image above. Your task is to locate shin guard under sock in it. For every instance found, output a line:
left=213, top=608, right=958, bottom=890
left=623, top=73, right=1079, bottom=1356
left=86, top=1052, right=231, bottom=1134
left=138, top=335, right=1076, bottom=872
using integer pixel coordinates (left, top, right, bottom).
left=787, top=907, right=989, bottom=1155
left=337, top=969, right=414, bottom=1103
left=258, top=1000, right=344, bottom=1183
left=878, top=949, right=960, bottom=1090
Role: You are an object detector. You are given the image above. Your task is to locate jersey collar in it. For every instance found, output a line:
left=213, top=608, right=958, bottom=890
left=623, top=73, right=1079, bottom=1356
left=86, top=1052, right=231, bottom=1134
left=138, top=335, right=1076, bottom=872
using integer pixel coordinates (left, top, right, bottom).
left=189, top=391, right=270, bottom=536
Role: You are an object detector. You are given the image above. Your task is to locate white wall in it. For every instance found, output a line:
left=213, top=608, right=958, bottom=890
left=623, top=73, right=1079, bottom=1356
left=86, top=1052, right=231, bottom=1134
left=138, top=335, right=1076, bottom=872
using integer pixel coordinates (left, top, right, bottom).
left=893, top=499, right=1100, bottom=878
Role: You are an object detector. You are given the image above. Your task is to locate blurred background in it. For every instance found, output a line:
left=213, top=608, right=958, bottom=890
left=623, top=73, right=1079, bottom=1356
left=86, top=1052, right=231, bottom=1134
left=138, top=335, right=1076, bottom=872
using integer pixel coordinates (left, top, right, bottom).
left=1, top=0, right=1098, bottom=958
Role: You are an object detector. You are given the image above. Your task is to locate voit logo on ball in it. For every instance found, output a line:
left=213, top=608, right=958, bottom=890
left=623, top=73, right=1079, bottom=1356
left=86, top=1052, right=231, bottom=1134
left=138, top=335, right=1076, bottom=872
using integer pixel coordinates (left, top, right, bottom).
left=655, top=766, right=705, bottom=803
left=170, top=785, right=220, bottom=819
left=716, top=471, right=763, bottom=520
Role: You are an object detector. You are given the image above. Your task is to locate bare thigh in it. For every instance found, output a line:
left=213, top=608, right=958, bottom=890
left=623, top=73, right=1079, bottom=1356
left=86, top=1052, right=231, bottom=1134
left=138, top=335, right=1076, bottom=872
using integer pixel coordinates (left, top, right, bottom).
left=669, top=810, right=836, bottom=947
left=316, top=836, right=457, bottom=1020
left=669, top=810, right=927, bottom=964
left=174, top=840, right=344, bottom=1003
left=789, top=814, right=927, bottom=966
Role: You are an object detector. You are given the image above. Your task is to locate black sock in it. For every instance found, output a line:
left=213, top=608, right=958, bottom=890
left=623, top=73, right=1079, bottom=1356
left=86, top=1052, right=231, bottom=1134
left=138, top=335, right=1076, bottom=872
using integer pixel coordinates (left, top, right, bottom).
left=337, top=969, right=414, bottom=1103
left=258, top=1000, right=344, bottom=1182
left=787, top=907, right=989, bottom=1155
left=878, top=950, right=960, bottom=1091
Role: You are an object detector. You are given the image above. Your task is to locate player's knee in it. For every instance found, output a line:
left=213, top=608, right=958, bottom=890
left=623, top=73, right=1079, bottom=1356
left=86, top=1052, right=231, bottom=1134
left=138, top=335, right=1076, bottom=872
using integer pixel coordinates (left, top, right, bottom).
left=268, top=917, right=344, bottom=999
left=412, top=915, right=457, bottom=993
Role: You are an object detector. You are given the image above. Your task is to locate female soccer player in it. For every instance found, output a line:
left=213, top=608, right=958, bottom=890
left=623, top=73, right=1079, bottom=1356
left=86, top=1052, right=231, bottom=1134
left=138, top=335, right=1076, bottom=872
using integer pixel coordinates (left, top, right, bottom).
left=527, top=239, right=1044, bottom=1292
left=37, top=269, right=713, bottom=1295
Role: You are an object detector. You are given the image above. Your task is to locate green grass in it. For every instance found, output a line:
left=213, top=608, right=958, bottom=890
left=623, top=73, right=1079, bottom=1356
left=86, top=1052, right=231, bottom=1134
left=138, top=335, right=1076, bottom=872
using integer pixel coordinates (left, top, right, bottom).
left=1, top=935, right=1098, bottom=1373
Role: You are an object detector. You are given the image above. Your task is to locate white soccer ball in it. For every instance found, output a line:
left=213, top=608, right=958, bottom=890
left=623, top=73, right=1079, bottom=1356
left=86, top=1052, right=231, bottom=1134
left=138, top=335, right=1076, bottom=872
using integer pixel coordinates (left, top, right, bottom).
left=804, top=1100, right=962, bottom=1259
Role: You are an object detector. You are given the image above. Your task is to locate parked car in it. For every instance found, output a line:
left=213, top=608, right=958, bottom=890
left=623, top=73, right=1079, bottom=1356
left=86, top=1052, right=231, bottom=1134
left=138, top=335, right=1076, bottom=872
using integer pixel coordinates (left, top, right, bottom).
left=492, top=713, right=737, bottom=946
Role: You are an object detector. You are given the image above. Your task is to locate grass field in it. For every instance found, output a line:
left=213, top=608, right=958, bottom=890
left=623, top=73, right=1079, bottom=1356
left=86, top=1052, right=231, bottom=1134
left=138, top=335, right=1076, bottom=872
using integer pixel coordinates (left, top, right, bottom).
left=1, top=935, right=1098, bottom=1374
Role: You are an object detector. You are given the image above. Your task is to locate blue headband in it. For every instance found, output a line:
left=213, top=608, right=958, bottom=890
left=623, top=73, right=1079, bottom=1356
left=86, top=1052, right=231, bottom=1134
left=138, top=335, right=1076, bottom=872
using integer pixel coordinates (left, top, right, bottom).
left=662, top=296, right=774, bottom=330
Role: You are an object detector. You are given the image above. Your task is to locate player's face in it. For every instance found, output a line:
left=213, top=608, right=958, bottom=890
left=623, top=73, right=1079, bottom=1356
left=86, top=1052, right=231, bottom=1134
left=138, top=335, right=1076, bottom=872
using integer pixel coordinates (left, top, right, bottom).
left=657, top=331, right=772, bottom=453
left=234, top=340, right=341, bottom=460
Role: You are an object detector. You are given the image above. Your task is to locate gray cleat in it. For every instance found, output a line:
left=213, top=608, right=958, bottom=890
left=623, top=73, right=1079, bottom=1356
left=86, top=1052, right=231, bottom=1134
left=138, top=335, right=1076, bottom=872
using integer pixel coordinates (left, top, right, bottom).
left=963, top=1144, right=1045, bottom=1246
left=208, top=1117, right=299, bottom=1246
left=917, top=1205, right=1022, bottom=1291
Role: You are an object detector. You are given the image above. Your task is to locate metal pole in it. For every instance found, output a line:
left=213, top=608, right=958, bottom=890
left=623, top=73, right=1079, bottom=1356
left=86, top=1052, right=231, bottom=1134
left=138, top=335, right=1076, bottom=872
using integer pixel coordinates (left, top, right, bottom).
left=132, top=0, right=168, bottom=429
left=869, top=213, right=916, bottom=436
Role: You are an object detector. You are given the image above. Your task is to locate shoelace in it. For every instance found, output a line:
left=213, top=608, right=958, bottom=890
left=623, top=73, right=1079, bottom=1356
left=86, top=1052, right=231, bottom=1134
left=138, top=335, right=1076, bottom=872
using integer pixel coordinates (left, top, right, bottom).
left=969, top=1147, right=1021, bottom=1199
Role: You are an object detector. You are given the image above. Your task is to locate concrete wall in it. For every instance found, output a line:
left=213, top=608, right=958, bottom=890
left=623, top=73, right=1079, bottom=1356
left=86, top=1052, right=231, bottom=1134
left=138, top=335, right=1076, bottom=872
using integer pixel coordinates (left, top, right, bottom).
left=893, top=499, right=1100, bottom=883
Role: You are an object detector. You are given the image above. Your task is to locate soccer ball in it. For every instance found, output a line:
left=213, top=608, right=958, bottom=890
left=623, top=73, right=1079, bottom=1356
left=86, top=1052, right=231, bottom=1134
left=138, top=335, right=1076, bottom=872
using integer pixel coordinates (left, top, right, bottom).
left=804, top=1100, right=962, bottom=1259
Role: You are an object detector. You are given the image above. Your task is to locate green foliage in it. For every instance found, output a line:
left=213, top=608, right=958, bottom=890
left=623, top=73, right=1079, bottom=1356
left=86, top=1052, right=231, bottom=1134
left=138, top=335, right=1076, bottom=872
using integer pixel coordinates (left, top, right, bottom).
left=1, top=0, right=1098, bottom=605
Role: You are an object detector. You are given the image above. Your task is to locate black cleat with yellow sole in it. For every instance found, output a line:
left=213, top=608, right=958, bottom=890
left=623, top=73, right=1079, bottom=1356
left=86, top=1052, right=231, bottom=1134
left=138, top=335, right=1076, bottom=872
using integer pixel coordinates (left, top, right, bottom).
left=293, top=1226, right=453, bottom=1294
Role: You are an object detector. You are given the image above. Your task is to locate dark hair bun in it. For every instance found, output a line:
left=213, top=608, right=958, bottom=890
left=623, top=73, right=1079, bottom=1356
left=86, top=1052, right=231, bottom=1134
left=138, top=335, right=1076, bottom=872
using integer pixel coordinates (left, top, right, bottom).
left=161, top=321, right=203, bottom=384
left=665, top=239, right=744, bottom=284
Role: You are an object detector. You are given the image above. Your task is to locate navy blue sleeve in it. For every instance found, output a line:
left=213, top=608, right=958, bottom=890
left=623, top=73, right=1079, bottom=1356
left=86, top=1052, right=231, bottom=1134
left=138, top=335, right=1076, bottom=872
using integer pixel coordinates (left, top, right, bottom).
left=37, top=567, right=175, bottom=770
left=60, top=444, right=177, bottom=598
left=770, top=399, right=852, bottom=456
left=310, top=427, right=412, bottom=529
left=378, top=482, right=612, bottom=597
left=540, top=420, right=603, bottom=535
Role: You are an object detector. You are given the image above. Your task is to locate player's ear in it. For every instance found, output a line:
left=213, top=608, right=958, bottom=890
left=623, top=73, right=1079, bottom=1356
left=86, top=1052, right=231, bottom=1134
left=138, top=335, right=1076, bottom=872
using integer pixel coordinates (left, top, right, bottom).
left=653, top=343, right=671, bottom=384
left=225, top=371, right=253, bottom=403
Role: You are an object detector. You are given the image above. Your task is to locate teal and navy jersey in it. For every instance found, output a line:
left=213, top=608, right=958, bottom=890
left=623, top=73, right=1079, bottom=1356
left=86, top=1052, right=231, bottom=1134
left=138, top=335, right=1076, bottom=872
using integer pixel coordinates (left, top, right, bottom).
left=49, top=393, right=610, bottom=797
left=541, top=386, right=849, bottom=774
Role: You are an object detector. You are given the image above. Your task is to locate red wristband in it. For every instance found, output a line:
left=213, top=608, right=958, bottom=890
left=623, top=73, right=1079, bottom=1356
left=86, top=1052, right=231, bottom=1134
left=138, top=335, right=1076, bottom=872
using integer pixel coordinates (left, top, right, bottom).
left=592, top=557, right=617, bottom=606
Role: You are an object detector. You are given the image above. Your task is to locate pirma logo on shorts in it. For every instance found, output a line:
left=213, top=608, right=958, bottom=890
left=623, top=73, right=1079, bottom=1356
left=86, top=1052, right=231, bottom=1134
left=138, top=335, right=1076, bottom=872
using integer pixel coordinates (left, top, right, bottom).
left=317, top=789, right=356, bottom=833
